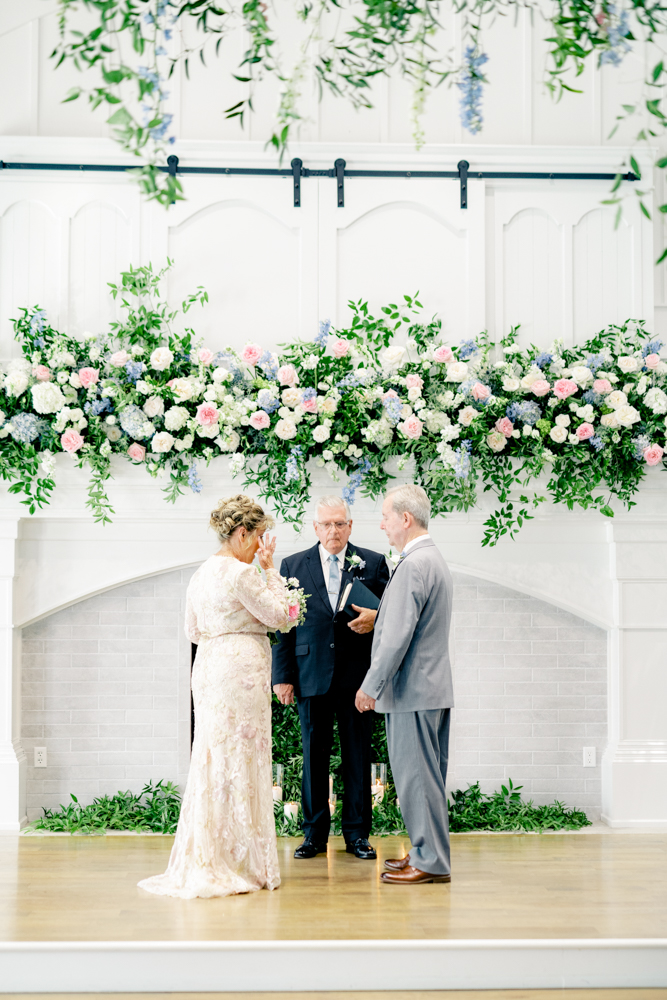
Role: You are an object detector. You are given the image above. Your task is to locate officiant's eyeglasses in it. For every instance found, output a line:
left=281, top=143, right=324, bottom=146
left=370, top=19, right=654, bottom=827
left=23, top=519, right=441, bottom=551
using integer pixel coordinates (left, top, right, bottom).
left=316, top=521, right=350, bottom=530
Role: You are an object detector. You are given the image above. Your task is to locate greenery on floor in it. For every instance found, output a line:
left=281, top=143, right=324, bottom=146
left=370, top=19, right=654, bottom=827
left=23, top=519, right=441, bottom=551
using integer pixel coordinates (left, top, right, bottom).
left=29, top=701, right=591, bottom=835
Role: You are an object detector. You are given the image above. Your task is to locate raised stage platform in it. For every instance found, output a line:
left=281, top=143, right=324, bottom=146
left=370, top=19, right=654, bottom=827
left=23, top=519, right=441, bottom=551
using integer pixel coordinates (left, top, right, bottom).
left=1, top=833, right=666, bottom=993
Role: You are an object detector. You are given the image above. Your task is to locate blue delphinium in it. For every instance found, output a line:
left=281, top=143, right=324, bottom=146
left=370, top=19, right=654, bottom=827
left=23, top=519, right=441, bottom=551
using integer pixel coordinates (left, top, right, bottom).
left=285, top=445, right=303, bottom=485
left=337, top=371, right=364, bottom=392
left=258, top=350, right=278, bottom=380
left=631, top=435, right=650, bottom=460
left=125, top=360, right=144, bottom=383
left=315, top=319, right=331, bottom=348
left=342, top=456, right=372, bottom=505
left=188, top=464, right=203, bottom=494
left=301, top=387, right=317, bottom=403
left=150, top=113, right=173, bottom=141
left=582, top=389, right=602, bottom=406
left=457, top=46, right=488, bottom=135
left=589, top=435, right=605, bottom=452
left=506, top=400, right=541, bottom=425
left=458, top=339, right=479, bottom=360
left=599, top=4, right=631, bottom=66
left=383, top=395, right=403, bottom=426
left=8, top=412, right=42, bottom=443
left=642, top=339, right=663, bottom=357
left=585, top=354, right=605, bottom=372
left=257, top=388, right=280, bottom=414
left=84, top=398, right=112, bottom=417
left=29, top=309, right=47, bottom=336
left=453, top=440, right=472, bottom=479
left=534, top=351, right=553, bottom=369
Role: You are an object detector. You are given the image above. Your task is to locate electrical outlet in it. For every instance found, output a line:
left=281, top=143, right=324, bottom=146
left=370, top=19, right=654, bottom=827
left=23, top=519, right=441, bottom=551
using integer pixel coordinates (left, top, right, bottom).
left=583, top=746, right=596, bottom=768
left=34, top=747, right=47, bottom=768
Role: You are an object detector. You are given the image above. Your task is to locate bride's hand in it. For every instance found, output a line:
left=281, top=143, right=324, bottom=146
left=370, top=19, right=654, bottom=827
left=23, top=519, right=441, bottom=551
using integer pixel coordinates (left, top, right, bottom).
left=257, top=534, right=277, bottom=571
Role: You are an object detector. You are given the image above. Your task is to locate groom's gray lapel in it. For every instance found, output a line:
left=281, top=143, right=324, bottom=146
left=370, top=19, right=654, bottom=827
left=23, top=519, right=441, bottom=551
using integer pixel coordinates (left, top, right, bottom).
left=376, top=536, right=434, bottom=614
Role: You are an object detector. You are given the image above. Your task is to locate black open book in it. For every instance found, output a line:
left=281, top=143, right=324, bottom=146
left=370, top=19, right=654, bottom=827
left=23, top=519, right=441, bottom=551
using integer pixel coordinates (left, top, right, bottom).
left=337, top=577, right=380, bottom=616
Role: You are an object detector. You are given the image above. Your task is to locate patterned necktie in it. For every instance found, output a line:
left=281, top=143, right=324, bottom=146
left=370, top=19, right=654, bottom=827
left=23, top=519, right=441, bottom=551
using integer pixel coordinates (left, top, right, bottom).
left=327, top=553, right=340, bottom=611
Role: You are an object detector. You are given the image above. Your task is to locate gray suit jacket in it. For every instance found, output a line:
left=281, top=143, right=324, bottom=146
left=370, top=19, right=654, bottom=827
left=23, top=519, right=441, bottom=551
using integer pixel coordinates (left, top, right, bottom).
left=361, top=537, right=454, bottom=713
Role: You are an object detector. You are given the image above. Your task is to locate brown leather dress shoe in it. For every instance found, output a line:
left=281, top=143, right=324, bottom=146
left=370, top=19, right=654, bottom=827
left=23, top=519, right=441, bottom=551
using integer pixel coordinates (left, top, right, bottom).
left=384, top=856, right=411, bottom=871
left=380, top=865, right=451, bottom=885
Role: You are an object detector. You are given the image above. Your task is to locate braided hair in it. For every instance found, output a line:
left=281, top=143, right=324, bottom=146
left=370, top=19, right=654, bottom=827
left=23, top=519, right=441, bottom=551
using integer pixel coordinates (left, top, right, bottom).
left=210, top=494, right=274, bottom=542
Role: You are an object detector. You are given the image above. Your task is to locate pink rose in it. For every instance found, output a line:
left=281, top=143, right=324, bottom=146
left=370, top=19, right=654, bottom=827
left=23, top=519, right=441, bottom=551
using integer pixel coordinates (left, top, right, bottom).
left=301, top=396, right=318, bottom=413
left=60, top=429, right=84, bottom=453
left=553, top=378, right=578, bottom=400
left=645, top=353, right=661, bottom=370
left=576, top=422, right=595, bottom=441
left=110, top=350, right=130, bottom=367
left=434, top=345, right=454, bottom=364
left=402, top=415, right=423, bottom=439
left=405, top=373, right=424, bottom=390
left=288, top=603, right=300, bottom=620
left=34, top=365, right=52, bottom=381
left=198, top=348, right=214, bottom=365
left=495, top=417, right=514, bottom=437
left=249, top=410, right=270, bottom=430
left=644, top=444, right=665, bottom=466
left=593, top=378, right=612, bottom=394
left=471, top=382, right=491, bottom=401
left=277, top=364, right=299, bottom=387
left=78, top=367, right=99, bottom=389
left=331, top=339, right=349, bottom=359
left=241, top=343, right=263, bottom=365
left=196, top=402, right=219, bottom=426
left=383, top=389, right=399, bottom=400
left=127, top=443, right=146, bottom=463
left=531, top=379, right=551, bottom=397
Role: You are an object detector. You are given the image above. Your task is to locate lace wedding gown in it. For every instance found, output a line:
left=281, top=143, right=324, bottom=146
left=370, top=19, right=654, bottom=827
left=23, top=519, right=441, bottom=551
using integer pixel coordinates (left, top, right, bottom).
left=138, top=555, right=290, bottom=899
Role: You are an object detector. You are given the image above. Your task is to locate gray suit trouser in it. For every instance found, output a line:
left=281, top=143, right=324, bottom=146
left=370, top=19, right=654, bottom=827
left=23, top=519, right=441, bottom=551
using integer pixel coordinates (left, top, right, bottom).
left=385, top=708, right=451, bottom=876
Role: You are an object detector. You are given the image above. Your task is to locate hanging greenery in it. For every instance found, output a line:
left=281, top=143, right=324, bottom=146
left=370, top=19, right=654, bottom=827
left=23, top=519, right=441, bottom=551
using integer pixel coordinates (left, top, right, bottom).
left=1, top=261, right=665, bottom=544
left=51, top=0, right=664, bottom=236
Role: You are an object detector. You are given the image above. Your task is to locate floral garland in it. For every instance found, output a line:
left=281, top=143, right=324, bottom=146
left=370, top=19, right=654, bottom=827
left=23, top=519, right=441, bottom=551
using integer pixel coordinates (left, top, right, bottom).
left=1, top=263, right=666, bottom=546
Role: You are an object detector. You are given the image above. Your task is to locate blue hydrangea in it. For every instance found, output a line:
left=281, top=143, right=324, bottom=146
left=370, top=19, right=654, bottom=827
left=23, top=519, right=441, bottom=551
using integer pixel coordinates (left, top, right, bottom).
left=453, top=440, right=472, bottom=479
left=342, top=456, right=372, bottom=504
left=457, top=45, right=488, bottom=135
left=589, top=435, right=604, bottom=452
left=582, top=389, right=602, bottom=406
left=84, top=398, right=111, bottom=417
left=584, top=354, right=605, bottom=372
left=314, top=319, right=331, bottom=348
left=506, top=400, right=541, bottom=425
left=119, top=405, right=148, bottom=439
left=285, top=445, right=303, bottom=484
left=301, top=387, right=317, bottom=402
left=257, top=388, right=280, bottom=414
left=458, top=339, right=479, bottom=360
left=9, top=412, right=43, bottom=443
left=337, top=371, right=364, bottom=392
left=188, top=464, right=202, bottom=494
left=642, top=339, right=663, bottom=357
left=125, top=360, right=143, bottom=383
left=631, top=435, right=650, bottom=460
left=258, top=350, right=278, bottom=380
left=383, top=395, right=403, bottom=426
left=534, top=352, right=553, bottom=368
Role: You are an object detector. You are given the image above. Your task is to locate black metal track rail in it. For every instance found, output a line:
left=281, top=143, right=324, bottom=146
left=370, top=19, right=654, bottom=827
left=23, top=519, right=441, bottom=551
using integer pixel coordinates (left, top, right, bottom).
left=0, top=155, right=637, bottom=211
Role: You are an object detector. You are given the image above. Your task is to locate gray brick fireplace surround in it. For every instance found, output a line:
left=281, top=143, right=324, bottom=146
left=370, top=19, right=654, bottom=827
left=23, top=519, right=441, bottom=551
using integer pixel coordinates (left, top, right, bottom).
left=21, top=568, right=607, bottom=822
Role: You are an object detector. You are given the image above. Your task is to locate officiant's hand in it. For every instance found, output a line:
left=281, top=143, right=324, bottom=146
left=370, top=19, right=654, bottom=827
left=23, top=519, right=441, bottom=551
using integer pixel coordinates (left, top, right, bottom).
left=355, top=689, right=376, bottom=713
left=273, top=683, right=294, bottom=705
left=348, top=605, right=377, bottom=634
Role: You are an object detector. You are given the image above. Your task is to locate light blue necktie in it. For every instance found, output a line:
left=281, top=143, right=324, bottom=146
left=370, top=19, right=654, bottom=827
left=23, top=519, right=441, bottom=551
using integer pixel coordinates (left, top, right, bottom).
left=327, top=553, right=340, bottom=611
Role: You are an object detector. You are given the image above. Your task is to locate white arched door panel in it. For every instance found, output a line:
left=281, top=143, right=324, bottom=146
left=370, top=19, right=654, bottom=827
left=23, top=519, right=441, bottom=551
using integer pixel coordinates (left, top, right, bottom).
left=502, top=208, right=565, bottom=348
left=69, top=201, right=133, bottom=338
left=319, top=177, right=485, bottom=340
left=164, top=176, right=319, bottom=352
left=573, top=208, right=634, bottom=342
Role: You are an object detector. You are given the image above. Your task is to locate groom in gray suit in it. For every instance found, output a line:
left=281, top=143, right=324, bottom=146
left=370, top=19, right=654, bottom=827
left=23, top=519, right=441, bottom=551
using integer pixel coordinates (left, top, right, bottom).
left=355, top=484, right=454, bottom=885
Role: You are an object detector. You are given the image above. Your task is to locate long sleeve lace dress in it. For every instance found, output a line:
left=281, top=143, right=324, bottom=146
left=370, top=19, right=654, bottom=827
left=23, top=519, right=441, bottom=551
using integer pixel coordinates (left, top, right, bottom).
left=138, top=554, right=290, bottom=899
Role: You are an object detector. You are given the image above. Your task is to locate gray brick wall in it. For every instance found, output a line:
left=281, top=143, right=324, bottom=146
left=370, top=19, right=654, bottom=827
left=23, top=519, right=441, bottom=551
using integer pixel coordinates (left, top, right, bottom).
left=21, top=565, right=607, bottom=823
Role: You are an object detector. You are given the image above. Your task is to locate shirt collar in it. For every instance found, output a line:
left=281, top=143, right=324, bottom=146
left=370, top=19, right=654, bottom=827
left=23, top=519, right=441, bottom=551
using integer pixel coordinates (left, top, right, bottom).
left=319, top=542, right=348, bottom=568
left=402, top=533, right=430, bottom=555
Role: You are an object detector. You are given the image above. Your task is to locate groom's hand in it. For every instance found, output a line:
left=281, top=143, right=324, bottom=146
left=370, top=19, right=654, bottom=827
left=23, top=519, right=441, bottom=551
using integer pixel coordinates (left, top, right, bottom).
left=355, top=689, right=376, bottom=713
left=273, top=683, right=295, bottom=705
left=348, top=605, right=377, bottom=634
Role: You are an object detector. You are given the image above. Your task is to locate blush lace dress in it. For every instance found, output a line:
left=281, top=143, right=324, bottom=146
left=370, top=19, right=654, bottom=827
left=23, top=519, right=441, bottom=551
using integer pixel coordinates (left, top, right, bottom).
left=138, top=555, right=290, bottom=899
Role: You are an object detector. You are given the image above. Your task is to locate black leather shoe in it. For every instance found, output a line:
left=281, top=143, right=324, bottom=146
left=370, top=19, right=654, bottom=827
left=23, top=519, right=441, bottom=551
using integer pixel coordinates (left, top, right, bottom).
left=346, top=837, right=377, bottom=860
left=294, top=840, right=327, bottom=859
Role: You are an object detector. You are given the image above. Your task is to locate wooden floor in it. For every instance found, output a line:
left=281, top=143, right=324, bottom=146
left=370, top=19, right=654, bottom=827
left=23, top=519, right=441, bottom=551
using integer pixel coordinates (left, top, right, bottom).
left=1, top=833, right=666, bottom=943
left=2, top=992, right=667, bottom=1000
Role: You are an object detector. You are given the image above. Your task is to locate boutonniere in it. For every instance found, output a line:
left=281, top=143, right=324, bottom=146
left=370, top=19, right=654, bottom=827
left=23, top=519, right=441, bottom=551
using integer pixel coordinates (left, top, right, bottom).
left=346, top=552, right=366, bottom=573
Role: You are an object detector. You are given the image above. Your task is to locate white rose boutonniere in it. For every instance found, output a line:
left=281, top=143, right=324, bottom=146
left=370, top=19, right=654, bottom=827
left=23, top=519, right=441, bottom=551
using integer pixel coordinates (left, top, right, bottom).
left=346, top=552, right=367, bottom=574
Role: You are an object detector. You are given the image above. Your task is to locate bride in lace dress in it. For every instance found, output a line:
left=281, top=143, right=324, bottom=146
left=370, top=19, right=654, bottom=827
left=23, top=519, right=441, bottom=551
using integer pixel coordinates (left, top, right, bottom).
left=138, top=495, right=290, bottom=899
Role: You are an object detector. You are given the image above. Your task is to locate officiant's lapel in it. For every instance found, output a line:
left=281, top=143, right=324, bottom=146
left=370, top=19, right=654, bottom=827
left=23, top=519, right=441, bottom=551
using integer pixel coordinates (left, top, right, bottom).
left=305, top=544, right=334, bottom=617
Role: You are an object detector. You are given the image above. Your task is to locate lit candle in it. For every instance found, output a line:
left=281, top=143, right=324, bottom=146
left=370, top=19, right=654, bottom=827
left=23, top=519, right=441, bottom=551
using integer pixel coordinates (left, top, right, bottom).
left=273, top=785, right=283, bottom=802
left=284, top=801, right=299, bottom=822
left=329, top=793, right=337, bottom=817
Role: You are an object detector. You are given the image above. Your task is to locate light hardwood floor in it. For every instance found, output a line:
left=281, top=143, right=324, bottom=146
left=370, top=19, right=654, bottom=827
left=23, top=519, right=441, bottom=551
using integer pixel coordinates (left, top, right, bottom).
left=2, top=834, right=666, bottom=942
left=1, top=992, right=667, bottom=999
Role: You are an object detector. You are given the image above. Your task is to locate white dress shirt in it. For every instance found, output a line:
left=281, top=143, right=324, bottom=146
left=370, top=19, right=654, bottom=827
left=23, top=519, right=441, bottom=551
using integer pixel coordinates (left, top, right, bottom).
left=319, top=542, right=348, bottom=593
left=401, top=533, right=430, bottom=556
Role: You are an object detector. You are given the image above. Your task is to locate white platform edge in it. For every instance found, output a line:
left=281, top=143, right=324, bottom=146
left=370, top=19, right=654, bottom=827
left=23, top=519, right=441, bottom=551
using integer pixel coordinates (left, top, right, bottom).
left=0, top=938, right=666, bottom=992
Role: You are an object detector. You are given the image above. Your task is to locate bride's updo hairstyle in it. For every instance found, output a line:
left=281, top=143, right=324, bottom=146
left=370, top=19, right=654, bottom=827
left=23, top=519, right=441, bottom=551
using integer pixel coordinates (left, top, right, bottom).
left=210, top=494, right=275, bottom=542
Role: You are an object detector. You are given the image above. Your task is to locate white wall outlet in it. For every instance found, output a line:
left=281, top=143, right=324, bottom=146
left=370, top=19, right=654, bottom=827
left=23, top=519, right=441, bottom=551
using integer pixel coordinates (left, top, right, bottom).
left=583, top=746, right=596, bottom=768
left=34, top=747, right=47, bottom=768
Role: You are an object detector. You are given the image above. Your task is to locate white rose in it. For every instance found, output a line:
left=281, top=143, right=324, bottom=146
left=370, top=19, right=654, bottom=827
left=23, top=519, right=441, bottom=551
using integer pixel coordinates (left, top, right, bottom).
left=173, top=433, right=194, bottom=452
left=555, top=414, right=571, bottom=427
left=319, top=396, right=338, bottom=415
left=617, top=355, right=639, bottom=374
left=106, top=415, right=116, bottom=425
left=274, top=418, right=297, bottom=440
left=400, top=404, right=413, bottom=419
left=576, top=404, right=595, bottom=422
left=212, top=366, right=229, bottom=383
left=196, top=422, right=219, bottom=439
left=520, top=369, right=541, bottom=389
left=645, top=387, right=667, bottom=414
left=614, top=403, right=641, bottom=427
left=407, top=386, right=422, bottom=402
left=169, top=377, right=195, bottom=401
left=458, top=405, right=479, bottom=426
left=143, top=396, right=164, bottom=419
left=381, top=346, right=406, bottom=369
left=69, top=372, right=82, bottom=389
left=313, top=424, right=331, bottom=443
left=215, top=430, right=239, bottom=452
left=569, top=365, right=593, bottom=385
left=569, top=433, right=580, bottom=445
left=136, top=380, right=152, bottom=395
left=106, top=425, right=122, bottom=442
left=487, top=430, right=507, bottom=452
left=549, top=426, right=568, bottom=443
left=164, top=406, right=190, bottom=431
left=601, top=412, right=619, bottom=429
left=31, top=381, right=65, bottom=414
left=281, top=387, right=302, bottom=408
left=607, top=390, right=628, bottom=410
left=4, top=370, right=29, bottom=397
left=150, top=347, right=174, bottom=371
left=501, top=376, right=521, bottom=392
left=446, top=362, right=469, bottom=382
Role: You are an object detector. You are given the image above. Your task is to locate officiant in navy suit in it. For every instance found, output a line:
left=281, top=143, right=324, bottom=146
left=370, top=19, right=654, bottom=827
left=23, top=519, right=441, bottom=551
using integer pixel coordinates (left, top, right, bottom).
left=272, top=495, right=390, bottom=860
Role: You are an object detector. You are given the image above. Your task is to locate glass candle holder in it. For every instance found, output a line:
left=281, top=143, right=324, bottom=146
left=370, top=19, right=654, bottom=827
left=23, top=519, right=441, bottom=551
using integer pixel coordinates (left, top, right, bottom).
left=371, top=762, right=387, bottom=803
left=284, top=801, right=299, bottom=822
left=329, top=793, right=337, bottom=817
left=273, top=763, right=284, bottom=802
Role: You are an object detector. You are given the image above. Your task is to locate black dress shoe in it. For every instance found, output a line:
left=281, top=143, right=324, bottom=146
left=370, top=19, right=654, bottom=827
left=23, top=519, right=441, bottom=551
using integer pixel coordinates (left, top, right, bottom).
left=346, top=837, right=377, bottom=860
left=294, top=839, right=327, bottom=859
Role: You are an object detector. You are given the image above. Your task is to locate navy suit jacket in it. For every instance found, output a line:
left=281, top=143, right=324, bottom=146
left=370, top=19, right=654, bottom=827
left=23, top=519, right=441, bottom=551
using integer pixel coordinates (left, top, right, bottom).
left=271, top=542, right=390, bottom=698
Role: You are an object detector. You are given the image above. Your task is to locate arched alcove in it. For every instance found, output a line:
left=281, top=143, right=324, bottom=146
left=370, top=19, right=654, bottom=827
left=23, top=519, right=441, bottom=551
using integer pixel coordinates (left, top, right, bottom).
left=20, top=564, right=607, bottom=822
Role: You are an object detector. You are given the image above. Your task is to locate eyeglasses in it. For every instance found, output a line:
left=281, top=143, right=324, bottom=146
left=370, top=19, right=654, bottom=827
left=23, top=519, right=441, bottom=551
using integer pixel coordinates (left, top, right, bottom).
left=316, top=521, right=350, bottom=530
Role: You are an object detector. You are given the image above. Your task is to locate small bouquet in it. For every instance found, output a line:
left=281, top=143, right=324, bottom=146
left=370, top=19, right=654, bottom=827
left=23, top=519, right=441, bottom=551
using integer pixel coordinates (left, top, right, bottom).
left=269, top=576, right=309, bottom=645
